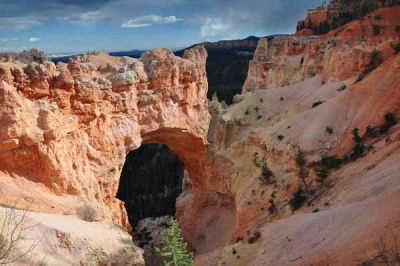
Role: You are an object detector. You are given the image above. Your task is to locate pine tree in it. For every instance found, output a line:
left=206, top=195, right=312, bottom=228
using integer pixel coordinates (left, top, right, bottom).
left=155, top=217, right=193, bottom=266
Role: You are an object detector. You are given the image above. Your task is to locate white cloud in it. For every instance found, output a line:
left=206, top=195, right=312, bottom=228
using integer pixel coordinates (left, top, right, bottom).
left=0, top=16, right=41, bottom=31
left=0, top=38, right=19, bottom=43
left=29, top=37, right=40, bottom=42
left=200, top=18, right=234, bottom=38
left=76, top=10, right=108, bottom=23
left=122, top=15, right=181, bottom=28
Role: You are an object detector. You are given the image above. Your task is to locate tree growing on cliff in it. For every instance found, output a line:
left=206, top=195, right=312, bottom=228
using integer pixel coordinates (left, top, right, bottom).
left=155, top=217, right=193, bottom=266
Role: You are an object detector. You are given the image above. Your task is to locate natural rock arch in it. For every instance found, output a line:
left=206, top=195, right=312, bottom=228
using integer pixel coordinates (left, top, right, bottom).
left=0, top=46, right=210, bottom=227
left=0, top=46, right=238, bottom=253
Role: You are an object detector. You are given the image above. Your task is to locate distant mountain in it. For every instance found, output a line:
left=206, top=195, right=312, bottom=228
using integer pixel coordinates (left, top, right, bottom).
left=49, top=50, right=146, bottom=64
left=175, top=35, right=286, bottom=104
left=49, top=35, right=287, bottom=104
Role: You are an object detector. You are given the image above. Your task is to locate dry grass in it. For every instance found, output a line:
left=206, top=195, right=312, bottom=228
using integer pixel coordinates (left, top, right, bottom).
left=77, top=203, right=96, bottom=222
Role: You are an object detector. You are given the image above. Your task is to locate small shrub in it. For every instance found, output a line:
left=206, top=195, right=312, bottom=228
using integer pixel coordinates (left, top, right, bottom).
left=232, top=248, right=237, bottom=255
left=391, top=42, right=400, bottom=54
left=358, top=49, right=383, bottom=82
left=155, top=218, right=193, bottom=266
left=326, top=127, right=334, bottom=134
left=77, top=203, right=96, bottom=222
left=280, top=97, right=284, bottom=101
left=277, top=135, right=284, bottom=141
left=316, top=167, right=329, bottom=183
left=312, top=101, right=325, bottom=108
left=365, top=125, right=377, bottom=138
left=0, top=208, right=38, bottom=264
left=372, top=24, right=381, bottom=35
left=396, top=25, right=400, bottom=34
left=289, top=187, right=307, bottom=211
left=337, top=84, right=347, bottom=91
left=244, top=109, right=249, bottom=115
left=268, top=192, right=277, bottom=214
left=300, top=56, right=304, bottom=65
left=360, top=260, right=374, bottom=266
left=374, top=14, right=382, bottom=20
left=316, top=155, right=342, bottom=183
left=248, top=232, right=261, bottom=244
left=296, top=148, right=308, bottom=187
left=268, top=199, right=276, bottom=214
left=350, top=128, right=365, bottom=161
left=380, top=112, right=397, bottom=133
left=259, top=160, right=274, bottom=185
left=369, top=49, right=383, bottom=70
left=357, top=71, right=368, bottom=82
left=321, top=156, right=342, bottom=170
left=235, top=236, right=244, bottom=243
left=260, top=98, right=264, bottom=103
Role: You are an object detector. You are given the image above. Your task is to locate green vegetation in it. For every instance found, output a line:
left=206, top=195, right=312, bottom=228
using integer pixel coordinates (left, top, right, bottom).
left=326, top=127, right=334, bottom=134
left=391, top=42, right=400, bottom=54
left=296, top=148, right=308, bottom=187
left=312, top=101, right=325, bottom=108
left=307, top=0, right=400, bottom=35
left=289, top=187, right=308, bottom=211
left=316, top=156, right=342, bottom=182
left=77, top=203, right=96, bottom=222
left=309, top=0, right=378, bottom=35
left=349, top=128, right=366, bottom=161
left=372, top=24, right=381, bottom=35
left=155, top=217, right=193, bottom=266
left=259, top=160, right=274, bottom=185
left=247, top=232, right=261, bottom=244
left=254, top=152, right=275, bottom=185
left=359, top=235, right=400, bottom=266
left=380, top=112, right=397, bottom=133
left=337, top=84, right=347, bottom=91
left=268, top=192, right=277, bottom=214
left=357, top=49, right=382, bottom=82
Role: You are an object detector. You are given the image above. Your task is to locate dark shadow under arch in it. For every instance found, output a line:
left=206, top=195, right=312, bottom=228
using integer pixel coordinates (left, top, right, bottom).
left=116, top=143, right=185, bottom=227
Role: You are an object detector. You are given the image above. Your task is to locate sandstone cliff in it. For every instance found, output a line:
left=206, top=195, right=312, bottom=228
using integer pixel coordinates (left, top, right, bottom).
left=195, top=5, right=400, bottom=266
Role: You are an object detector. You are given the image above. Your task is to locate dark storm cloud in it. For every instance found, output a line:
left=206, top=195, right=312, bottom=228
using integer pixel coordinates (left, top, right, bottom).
left=0, top=0, right=112, bottom=17
left=182, top=0, right=323, bottom=37
left=0, top=0, right=323, bottom=36
left=0, top=0, right=113, bottom=30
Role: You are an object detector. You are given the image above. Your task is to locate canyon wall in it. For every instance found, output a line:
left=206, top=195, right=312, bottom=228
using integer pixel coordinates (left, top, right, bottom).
left=243, top=6, right=400, bottom=91
left=194, top=6, right=400, bottom=265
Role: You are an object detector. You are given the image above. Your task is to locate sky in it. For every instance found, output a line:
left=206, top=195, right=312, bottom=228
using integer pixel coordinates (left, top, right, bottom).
left=0, top=0, right=323, bottom=55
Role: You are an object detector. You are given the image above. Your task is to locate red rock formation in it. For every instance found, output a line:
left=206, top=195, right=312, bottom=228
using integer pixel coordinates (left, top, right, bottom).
left=243, top=7, right=400, bottom=92
left=0, top=46, right=210, bottom=232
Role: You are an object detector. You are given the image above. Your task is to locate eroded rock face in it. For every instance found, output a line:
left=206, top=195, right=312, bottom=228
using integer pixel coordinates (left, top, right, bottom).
left=243, top=7, right=400, bottom=92
left=0, top=46, right=210, bottom=232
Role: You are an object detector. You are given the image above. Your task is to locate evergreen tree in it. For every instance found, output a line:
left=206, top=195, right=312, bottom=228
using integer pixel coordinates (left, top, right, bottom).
left=155, top=217, right=193, bottom=266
